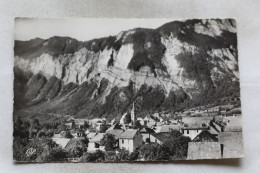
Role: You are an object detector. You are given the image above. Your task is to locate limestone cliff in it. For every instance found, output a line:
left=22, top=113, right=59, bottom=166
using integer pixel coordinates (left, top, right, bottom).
left=14, top=19, right=240, bottom=119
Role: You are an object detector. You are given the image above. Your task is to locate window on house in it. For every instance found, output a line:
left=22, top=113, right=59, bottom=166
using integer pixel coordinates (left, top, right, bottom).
left=187, top=130, right=189, bottom=134
left=122, top=139, right=124, bottom=144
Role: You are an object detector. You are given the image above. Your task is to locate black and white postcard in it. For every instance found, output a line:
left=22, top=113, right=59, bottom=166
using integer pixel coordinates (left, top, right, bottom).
left=13, top=18, right=243, bottom=162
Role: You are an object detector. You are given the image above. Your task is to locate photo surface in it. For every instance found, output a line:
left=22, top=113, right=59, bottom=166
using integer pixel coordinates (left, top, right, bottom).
left=13, top=18, right=243, bottom=162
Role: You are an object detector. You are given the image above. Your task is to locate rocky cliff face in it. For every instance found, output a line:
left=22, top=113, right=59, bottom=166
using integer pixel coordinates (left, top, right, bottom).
left=14, top=19, right=240, bottom=119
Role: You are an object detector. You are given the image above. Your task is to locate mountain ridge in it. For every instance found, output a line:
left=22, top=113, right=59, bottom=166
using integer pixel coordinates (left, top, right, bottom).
left=14, top=19, right=240, bottom=121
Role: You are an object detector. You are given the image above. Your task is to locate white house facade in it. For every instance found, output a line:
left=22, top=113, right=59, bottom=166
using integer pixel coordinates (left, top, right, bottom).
left=118, top=129, right=143, bottom=152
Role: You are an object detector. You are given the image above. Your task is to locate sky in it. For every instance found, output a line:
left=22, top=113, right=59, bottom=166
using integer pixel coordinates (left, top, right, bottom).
left=14, top=18, right=177, bottom=41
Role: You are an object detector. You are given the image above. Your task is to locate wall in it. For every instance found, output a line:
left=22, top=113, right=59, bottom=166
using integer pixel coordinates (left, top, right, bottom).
left=133, top=133, right=143, bottom=151
left=119, top=138, right=134, bottom=152
left=183, top=129, right=203, bottom=140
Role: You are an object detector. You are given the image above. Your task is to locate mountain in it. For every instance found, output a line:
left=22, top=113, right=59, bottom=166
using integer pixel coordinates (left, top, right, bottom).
left=13, top=19, right=240, bottom=121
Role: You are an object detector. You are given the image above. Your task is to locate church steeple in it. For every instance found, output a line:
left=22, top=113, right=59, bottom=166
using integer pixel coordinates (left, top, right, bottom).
left=131, top=80, right=136, bottom=126
left=131, top=102, right=135, bottom=123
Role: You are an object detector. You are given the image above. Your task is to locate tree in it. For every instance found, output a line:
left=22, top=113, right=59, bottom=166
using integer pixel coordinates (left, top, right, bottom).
left=133, top=120, right=142, bottom=129
left=168, top=130, right=183, bottom=138
left=45, top=147, right=68, bottom=162
left=64, top=131, right=73, bottom=138
left=45, top=129, right=54, bottom=137
left=29, top=119, right=41, bottom=138
left=83, top=121, right=90, bottom=129
left=14, top=116, right=23, bottom=131
left=57, top=124, right=66, bottom=133
left=68, top=146, right=83, bottom=158
left=104, top=151, right=119, bottom=162
left=139, top=143, right=170, bottom=161
left=124, top=113, right=132, bottom=124
left=100, top=133, right=117, bottom=151
left=81, top=150, right=105, bottom=162
left=117, top=148, right=130, bottom=161
left=128, top=150, right=140, bottom=161
left=81, top=152, right=94, bottom=162
left=99, top=125, right=108, bottom=133
left=71, top=120, right=76, bottom=129
left=36, top=130, right=46, bottom=138
left=66, top=139, right=88, bottom=158
left=29, top=130, right=37, bottom=138
left=163, top=134, right=191, bottom=160
left=31, top=119, right=40, bottom=130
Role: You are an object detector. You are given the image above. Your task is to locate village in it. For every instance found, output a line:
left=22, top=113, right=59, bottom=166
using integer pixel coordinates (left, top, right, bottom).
left=51, top=98, right=243, bottom=161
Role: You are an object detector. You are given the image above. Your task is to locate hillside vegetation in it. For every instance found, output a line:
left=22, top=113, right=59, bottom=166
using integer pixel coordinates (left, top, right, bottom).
left=14, top=19, right=240, bottom=121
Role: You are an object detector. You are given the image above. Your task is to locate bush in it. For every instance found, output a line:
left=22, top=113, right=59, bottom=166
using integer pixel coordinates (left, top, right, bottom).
left=67, top=147, right=84, bottom=158
left=81, top=150, right=105, bottom=162
left=162, top=133, right=191, bottom=160
left=45, top=147, right=68, bottom=162
left=104, top=151, right=119, bottom=162
left=100, top=134, right=117, bottom=151
left=139, top=143, right=170, bottom=161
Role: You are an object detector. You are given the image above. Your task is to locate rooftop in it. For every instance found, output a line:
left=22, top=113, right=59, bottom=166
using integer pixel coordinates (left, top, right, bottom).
left=119, top=129, right=138, bottom=139
left=139, top=127, right=155, bottom=134
left=52, top=138, right=71, bottom=148
left=187, top=142, right=221, bottom=160
left=89, top=133, right=105, bottom=143
left=150, top=133, right=170, bottom=143
left=182, top=116, right=213, bottom=124
left=106, top=129, right=124, bottom=140
left=181, top=123, right=209, bottom=130
left=87, top=132, right=97, bottom=139
left=218, top=132, right=244, bottom=158
left=225, top=116, right=243, bottom=132
left=159, top=125, right=180, bottom=133
left=192, top=130, right=218, bottom=142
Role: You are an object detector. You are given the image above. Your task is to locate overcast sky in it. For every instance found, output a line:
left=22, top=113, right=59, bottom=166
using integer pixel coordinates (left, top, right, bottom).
left=14, top=18, right=177, bottom=41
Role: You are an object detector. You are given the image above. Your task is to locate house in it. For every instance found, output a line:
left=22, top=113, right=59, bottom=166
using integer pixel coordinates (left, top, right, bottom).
left=180, top=117, right=212, bottom=140
left=106, top=123, right=123, bottom=131
left=143, top=115, right=150, bottom=124
left=87, top=132, right=97, bottom=140
left=118, top=129, right=143, bottom=152
left=147, top=122, right=156, bottom=128
left=180, top=123, right=209, bottom=140
left=159, top=125, right=180, bottom=133
left=106, top=129, right=124, bottom=147
left=65, top=138, right=88, bottom=153
left=139, top=128, right=155, bottom=143
left=71, top=129, right=85, bottom=139
left=90, top=118, right=105, bottom=128
left=181, top=117, right=213, bottom=125
left=137, top=117, right=145, bottom=125
left=187, top=142, right=221, bottom=160
left=150, top=133, right=169, bottom=145
left=224, top=116, right=243, bottom=132
left=53, top=130, right=73, bottom=138
left=96, top=124, right=111, bottom=132
left=208, top=120, right=223, bottom=135
left=192, top=130, right=218, bottom=142
left=169, top=119, right=179, bottom=125
left=212, top=115, right=242, bottom=132
left=207, top=106, right=220, bottom=113
left=52, top=138, right=71, bottom=148
left=88, top=133, right=105, bottom=152
left=106, top=129, right=124, bottom=140
left=218, top=132, right=243, bottom=158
